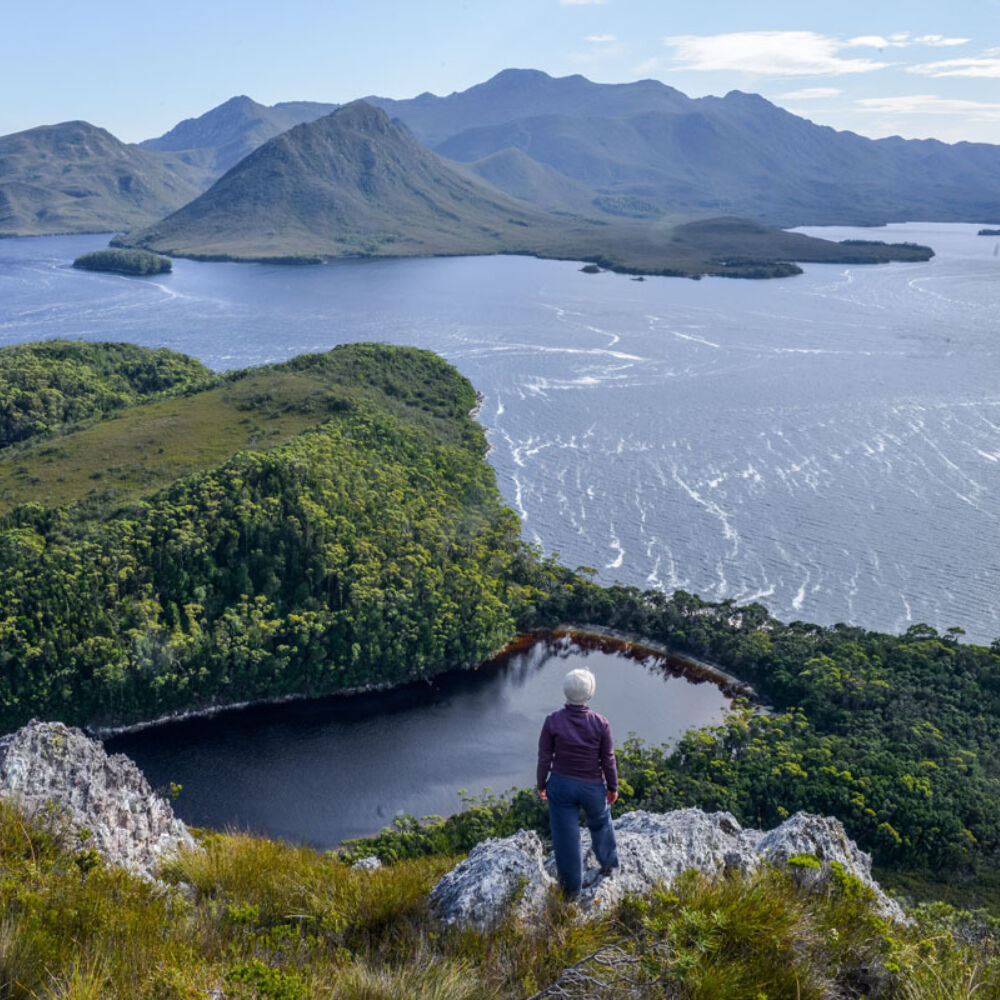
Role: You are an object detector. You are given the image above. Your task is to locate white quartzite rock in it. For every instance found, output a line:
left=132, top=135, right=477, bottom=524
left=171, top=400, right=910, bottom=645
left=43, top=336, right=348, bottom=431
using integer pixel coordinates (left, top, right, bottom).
left=0, top=719, right=197, bottom=878
left=568, top=808, right=760, bottom=914
left=430, top=829, right=556, bottom=927
left=431, top=808, right=905, bottom=929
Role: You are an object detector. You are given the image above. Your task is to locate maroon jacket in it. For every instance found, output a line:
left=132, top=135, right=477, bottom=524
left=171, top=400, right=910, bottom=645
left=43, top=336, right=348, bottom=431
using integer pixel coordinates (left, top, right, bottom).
left=537, top=703, right=618, bottom=793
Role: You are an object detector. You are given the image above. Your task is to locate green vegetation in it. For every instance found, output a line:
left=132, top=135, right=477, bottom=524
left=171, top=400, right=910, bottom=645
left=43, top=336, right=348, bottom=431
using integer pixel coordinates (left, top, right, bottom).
left=5, top=338, right=1000, bottom=915
left=340, top=569, right=1000, bottom=910
left=73, top=248, right=172, bottom=275
left=3, top=797, right=999, bottom=1000
left=520, top=575, right=1000, bottom=874
left=591, top=194, right=662, bottom=218
left=0, top=340, right=214, bottom=449
left=0, top=369, right=350, bottom=512
left=0, top=341, right=529, bottom=730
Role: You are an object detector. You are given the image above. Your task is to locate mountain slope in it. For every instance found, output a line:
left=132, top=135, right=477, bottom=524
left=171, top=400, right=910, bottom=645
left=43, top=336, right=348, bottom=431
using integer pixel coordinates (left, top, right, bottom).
left=121, top=101, right=558, bottom=260
left=140, top=95, right=339, bottom=175
left=0, top=121, right=215, bottom=236
left=423, top=75, right=1000, bottom=225
left=150, top=70, right=1000, bottom=226
left=455, top=146, right=599, bottom=215
left=366, top=67, right=693, bottom=148
left=121, top=102, right=932, bottom=275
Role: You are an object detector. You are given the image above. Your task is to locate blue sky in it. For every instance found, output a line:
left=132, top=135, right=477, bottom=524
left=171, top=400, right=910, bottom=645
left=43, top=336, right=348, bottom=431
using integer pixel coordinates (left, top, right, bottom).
left=4, top=0, right=998, bottom=144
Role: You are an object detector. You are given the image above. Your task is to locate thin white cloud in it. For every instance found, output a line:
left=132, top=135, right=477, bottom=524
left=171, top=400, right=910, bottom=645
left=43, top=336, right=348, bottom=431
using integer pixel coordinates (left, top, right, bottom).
left=776, top=87, right=843, bottom=99
left=664, top=31, right=892, bottom=76
left=857, top=95, right=1000, bottom=119
left=585, top=34, right=616, bottom=43
left=914, top=34, right=970, bottom=47
left=908, top=54, right=1000, bottom=78
left=848, top=35, right=909, bottom=49
left=847, top=33, right=969, bottom=49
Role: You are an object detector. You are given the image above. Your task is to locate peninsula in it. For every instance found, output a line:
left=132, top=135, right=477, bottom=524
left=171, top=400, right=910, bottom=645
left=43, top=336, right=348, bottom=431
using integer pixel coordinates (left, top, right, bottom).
left=115, top=102, right=932, bottom=279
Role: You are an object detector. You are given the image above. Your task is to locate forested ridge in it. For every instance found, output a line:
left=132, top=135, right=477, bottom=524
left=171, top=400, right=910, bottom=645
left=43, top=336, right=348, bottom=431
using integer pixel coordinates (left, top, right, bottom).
left=4, top=340, right=1000, bottom=901
left=0, top=340, right=214, bottom=448
left=0, top=341, right=530, bottom=728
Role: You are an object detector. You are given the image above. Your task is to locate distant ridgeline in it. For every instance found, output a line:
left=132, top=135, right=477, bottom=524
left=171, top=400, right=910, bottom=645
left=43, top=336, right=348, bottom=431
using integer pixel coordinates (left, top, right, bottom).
left=0, top=341, right=530, bottom=729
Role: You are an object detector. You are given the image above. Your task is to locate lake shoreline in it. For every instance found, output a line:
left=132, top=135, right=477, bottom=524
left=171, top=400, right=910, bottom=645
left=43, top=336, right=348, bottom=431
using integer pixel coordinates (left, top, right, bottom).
left=89, top=625, right=751, bottom=740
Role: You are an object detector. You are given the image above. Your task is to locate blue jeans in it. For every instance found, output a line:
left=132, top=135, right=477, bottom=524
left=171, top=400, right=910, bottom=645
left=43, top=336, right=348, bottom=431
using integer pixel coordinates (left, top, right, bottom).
left=546, top=773, right=619, bottom=896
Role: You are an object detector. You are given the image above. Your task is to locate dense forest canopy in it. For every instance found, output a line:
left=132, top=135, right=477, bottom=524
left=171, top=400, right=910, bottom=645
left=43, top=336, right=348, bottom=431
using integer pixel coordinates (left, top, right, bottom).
left=4, top=339, right=1000, bottom=895
left=0, top=341, right=531, bottom=728
left=0, top=340, right=214, bottom=448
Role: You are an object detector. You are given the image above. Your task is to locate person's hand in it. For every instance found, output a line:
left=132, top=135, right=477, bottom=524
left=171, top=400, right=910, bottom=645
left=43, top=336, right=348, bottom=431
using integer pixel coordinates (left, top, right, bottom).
left=539, top=788, right=547, bottom=801
left=606, top=790, right=618, bottom=805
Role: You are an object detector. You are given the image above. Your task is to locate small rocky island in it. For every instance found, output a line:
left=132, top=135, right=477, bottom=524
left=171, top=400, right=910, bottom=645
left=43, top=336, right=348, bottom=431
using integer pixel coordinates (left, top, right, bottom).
left=977, top=228, right=1000, bottom=236
left=73, top=247, right=172, bottom=275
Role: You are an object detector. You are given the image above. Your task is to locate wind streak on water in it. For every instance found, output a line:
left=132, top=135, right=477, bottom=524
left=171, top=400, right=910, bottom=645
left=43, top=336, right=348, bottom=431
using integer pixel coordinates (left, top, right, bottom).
left=1, top=224, right=999, bottom=641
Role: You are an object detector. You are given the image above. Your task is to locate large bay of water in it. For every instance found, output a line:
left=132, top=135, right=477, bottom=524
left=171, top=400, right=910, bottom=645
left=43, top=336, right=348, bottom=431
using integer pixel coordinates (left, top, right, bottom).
left=2, top=223, right=998, bottom=642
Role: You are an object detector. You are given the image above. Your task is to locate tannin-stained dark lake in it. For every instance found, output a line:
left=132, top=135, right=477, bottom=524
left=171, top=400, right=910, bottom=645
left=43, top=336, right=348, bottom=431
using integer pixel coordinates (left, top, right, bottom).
left=105, top=631, right=732, bottom=847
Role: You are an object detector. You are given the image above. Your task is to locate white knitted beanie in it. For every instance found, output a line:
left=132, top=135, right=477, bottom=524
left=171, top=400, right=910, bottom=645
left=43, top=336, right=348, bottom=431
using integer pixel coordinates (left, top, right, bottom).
left=563, top=668, right=596, bottom=705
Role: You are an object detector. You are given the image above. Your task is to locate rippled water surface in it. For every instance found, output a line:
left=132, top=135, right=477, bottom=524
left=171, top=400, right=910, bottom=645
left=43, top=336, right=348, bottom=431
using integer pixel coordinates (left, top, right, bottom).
left=2, top=223, right=999, bottom=641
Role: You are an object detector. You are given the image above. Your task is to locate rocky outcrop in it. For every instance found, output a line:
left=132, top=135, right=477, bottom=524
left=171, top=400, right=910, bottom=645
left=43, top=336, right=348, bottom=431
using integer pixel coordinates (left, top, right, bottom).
left=0, top=720, right=196, bottom=878
left=431, top=808, right=904, bottom=929
left=429, top=830, right=553, bottom=929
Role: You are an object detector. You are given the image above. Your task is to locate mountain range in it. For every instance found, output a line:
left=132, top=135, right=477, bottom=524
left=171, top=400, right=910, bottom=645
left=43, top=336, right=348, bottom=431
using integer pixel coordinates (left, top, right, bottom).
left=1, top=68, right=996, bottom=251
left=120, top=101, right=550, bottom=261
left=135, top=68, right=1000, bottom=227
left=139, top=94, right=339, bottom=175
left=116, top=101, right=932, bottom=277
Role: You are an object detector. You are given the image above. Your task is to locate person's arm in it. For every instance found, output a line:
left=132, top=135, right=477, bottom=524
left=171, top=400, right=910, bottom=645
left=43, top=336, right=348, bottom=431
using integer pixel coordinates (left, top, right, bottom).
left=600, top=719, right=618, bottom=804
left=537, top=715, right=555, bottom=797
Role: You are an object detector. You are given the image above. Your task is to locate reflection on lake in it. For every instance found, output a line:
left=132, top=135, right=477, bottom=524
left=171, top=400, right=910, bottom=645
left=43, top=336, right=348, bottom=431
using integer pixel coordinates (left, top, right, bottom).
left=106, top=631, right=732, bottom=847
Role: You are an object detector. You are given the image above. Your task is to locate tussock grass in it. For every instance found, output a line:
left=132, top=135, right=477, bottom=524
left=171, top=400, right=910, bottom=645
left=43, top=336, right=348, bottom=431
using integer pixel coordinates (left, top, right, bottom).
left=0, top=344, right=484, bottom=515
left=0, top=372, right=327, bottom=513
left=333, top=955, right=491, bottom=1000
left=0, top=800, right=998, bottom=1000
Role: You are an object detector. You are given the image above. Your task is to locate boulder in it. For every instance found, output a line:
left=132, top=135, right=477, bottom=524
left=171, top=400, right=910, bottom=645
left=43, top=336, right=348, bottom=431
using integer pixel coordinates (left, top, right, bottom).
left=431, top=808, right=905, bottom=929
left=430, top=829, right=555, bottom=927
left=0, top=720, right=197, bottom=878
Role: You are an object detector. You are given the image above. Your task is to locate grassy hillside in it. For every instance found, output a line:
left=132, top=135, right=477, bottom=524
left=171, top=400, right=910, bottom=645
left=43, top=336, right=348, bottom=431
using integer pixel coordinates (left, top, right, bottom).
left=0, top=340, right=215, bottom=449
left=0, top=369, right=333, bottom=513
left=2, top=795, right=997, bottom=1000
left=0, top=341, right=529, bottom=729
left=118, top=103, right=932, bottom=278
left=0, top=121, right=215, bottom=236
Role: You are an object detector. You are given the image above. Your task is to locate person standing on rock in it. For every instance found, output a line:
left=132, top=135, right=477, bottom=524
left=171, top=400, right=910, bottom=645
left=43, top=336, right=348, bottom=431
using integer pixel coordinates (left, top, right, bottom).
left=537, top=667, right=620, bottom=899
